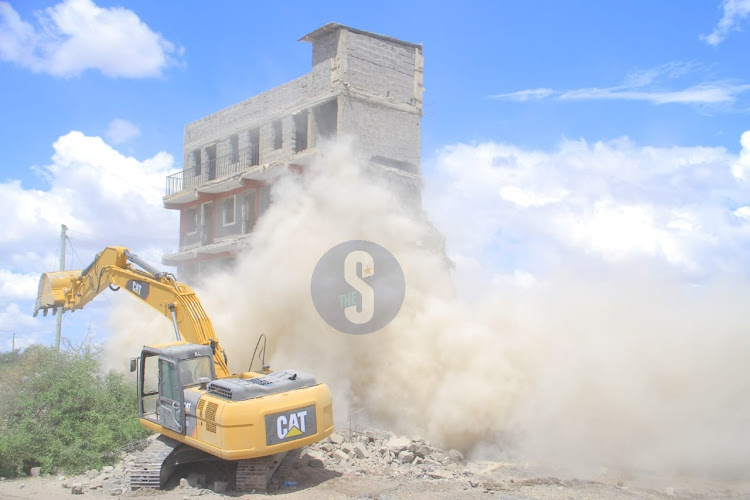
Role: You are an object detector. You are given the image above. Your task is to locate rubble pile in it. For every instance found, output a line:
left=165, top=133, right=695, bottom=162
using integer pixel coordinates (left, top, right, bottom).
left=51, top=431, right=485, bottom=495
left=301, top=430, right=476, bottom=483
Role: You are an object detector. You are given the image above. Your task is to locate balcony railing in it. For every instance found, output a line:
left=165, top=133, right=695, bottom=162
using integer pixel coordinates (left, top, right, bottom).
left=165, top=146, right=259, bottom=196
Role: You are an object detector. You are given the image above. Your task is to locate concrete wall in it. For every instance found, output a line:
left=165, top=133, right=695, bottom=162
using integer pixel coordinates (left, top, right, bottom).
left=340, top=29, right=422, bottom=106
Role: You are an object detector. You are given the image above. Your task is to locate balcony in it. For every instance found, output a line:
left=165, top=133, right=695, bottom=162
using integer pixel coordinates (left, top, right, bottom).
left=165, top=146, right=259, bottom=197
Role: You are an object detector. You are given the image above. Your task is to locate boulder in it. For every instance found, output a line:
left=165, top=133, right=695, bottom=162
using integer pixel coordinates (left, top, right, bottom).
left=398, top=450, right=415, bottom=463
left=71, top=483, right=84, bottom=495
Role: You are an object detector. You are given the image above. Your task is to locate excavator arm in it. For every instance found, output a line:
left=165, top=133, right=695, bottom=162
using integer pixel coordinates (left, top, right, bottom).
left=33, top=246, right=231, bottom=378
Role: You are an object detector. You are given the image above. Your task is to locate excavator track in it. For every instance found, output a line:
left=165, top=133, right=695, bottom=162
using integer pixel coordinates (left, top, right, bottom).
left=129, top=436, right=180, bottom=490
left=269, top=448, right=301, bottom=490
left=235, top=448, right=301, bottom=491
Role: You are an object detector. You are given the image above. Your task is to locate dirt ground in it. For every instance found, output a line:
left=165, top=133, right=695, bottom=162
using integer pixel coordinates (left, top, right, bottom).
left=1, top=460, right=749, bottom=500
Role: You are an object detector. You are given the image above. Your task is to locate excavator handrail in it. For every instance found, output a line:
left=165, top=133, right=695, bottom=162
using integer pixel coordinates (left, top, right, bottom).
left=34, top=246, right=231, bottom=378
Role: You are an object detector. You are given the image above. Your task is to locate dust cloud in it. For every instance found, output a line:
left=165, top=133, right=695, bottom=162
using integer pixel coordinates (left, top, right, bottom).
left=111, top=140, right=750, bottom=480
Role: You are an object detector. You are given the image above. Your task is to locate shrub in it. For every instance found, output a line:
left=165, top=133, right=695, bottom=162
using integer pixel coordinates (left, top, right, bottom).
left=0, top=344, right=148, bottom=477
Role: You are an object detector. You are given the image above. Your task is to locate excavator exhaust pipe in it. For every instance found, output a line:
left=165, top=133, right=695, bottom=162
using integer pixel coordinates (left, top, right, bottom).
left=33, top=270, right=80, bottom=317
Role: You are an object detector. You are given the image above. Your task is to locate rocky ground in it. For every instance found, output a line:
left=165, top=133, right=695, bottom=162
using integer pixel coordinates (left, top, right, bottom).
left=1, top=431, right=749, bottom=499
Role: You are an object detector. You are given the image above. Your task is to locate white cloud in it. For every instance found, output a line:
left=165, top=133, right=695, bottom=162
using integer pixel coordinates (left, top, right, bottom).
left=1, top=131, right=178, bottom=349
left=491, top=62, right=750, bottom=107
left=0, top=0, right=182, bottom=78
left=730, top=130, right=750, bottom=179
left=499, top=185, right=568, bottom=208
left=105, top=118, right=140, bottom=145
left=701, top=0, right=750, bottom=46
left=424, top=132, right=748, bottom=279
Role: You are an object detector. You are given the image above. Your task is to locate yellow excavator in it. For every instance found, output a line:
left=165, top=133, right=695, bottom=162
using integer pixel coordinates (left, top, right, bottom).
left=33, top=246, right=333, bottom=491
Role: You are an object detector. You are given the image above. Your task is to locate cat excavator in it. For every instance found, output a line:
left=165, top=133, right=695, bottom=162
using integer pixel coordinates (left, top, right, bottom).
left=33, top=246, right=334, bottom=491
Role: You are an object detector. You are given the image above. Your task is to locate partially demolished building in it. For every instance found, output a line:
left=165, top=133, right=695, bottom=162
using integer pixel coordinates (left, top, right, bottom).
left=162, top=23, right=424, bottom=280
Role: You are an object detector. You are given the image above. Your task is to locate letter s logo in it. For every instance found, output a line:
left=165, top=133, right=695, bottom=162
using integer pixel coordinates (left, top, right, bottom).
left=344, top=251, right=374, bottom=324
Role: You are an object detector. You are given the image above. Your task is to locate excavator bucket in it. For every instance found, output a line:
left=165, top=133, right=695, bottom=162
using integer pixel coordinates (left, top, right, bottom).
left=33, top=270, right=80, bottom=317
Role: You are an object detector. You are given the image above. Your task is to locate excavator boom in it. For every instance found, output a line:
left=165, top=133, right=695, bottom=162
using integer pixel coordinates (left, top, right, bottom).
left=33, top=246, right=230, bottom=378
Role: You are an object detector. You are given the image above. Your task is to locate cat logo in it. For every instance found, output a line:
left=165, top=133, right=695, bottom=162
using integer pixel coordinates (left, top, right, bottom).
left=265, top=404, right=317, bottom=445
left=125, top=279, right=150, bottom=300
left=276, top=410, right=307, bottom=439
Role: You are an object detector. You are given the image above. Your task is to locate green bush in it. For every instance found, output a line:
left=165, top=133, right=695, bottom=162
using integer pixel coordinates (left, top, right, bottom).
left=0, top=344, right=149, bottom=477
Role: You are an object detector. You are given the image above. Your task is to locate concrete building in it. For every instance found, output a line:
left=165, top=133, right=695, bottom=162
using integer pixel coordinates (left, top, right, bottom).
left=162, top=23, right=424, bottom=280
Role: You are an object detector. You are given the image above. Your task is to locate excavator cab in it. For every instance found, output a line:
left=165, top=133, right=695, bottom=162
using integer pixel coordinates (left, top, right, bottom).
left=133, top=343, right=216, bottom=435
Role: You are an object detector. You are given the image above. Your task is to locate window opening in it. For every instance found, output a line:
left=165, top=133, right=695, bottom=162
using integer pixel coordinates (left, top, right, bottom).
left=272, top=120, right=283, bottom=150
left=185, top=207, right=198, bottom=235
left=293, top=110, right=309, bottom=153
left=223, top=196, right=235, bottom=225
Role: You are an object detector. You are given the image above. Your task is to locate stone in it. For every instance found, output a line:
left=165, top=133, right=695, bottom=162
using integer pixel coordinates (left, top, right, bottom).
left=329, top=433, right=345, bottom=445
left=410, top=443, right=431, bottom=457
left=30, top=467, right=41, bottom=477
left=341, top=442, right=355, bottom=454
left=353, top=443, right=369, bottom=459
left=108, top=487, right=125, bottom=496
left=71, top=483, right=84, bottom=495
left=428, top=469, right=454, bottom=480
left=185, top=472, right=206, bottom=488
left=213, top=481, right=227, bottom=493
left=179, top=478, right=190, bottom=488
left=432, top=452, right=449, bottom=463
left=385, top=436, right=411, bottom=453
left=398, top=450, right=415, bottom=463
left=304, top=450, right=326, bottom=468
left=102, top=466, right=114, bottom=474
left=448, top=449, right=464, bottom=463
left=332, top=449, right=349, bottom=461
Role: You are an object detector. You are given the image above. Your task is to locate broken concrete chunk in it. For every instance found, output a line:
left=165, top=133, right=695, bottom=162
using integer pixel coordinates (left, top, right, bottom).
left=428, top=469, right=454, bottom=480
left=398, top=450, right=415, bottom=463
left=385, top=436, right=411, bottom=453
left=353, top=442, right=370, bottom=459
left=448, top=449, right=464, bottom=463
left=329, top=433, right=345, bottom=445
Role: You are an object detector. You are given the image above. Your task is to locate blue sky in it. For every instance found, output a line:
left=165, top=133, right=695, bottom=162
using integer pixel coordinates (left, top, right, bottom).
left=2, top=0, right=750, bottom=350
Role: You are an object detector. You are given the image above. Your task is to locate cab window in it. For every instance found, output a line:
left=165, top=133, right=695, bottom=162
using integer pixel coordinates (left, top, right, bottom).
left=178, top=357, right=214, bottom=387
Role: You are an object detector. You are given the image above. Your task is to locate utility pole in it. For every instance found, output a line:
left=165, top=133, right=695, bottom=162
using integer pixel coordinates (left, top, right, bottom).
left=55, top=224, right=67, bottom=352
left=11, top=332, right=15, bottom=352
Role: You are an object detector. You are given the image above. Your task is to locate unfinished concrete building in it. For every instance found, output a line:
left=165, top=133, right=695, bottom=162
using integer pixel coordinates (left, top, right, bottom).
left=162, top=23, right=424, bottom=280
